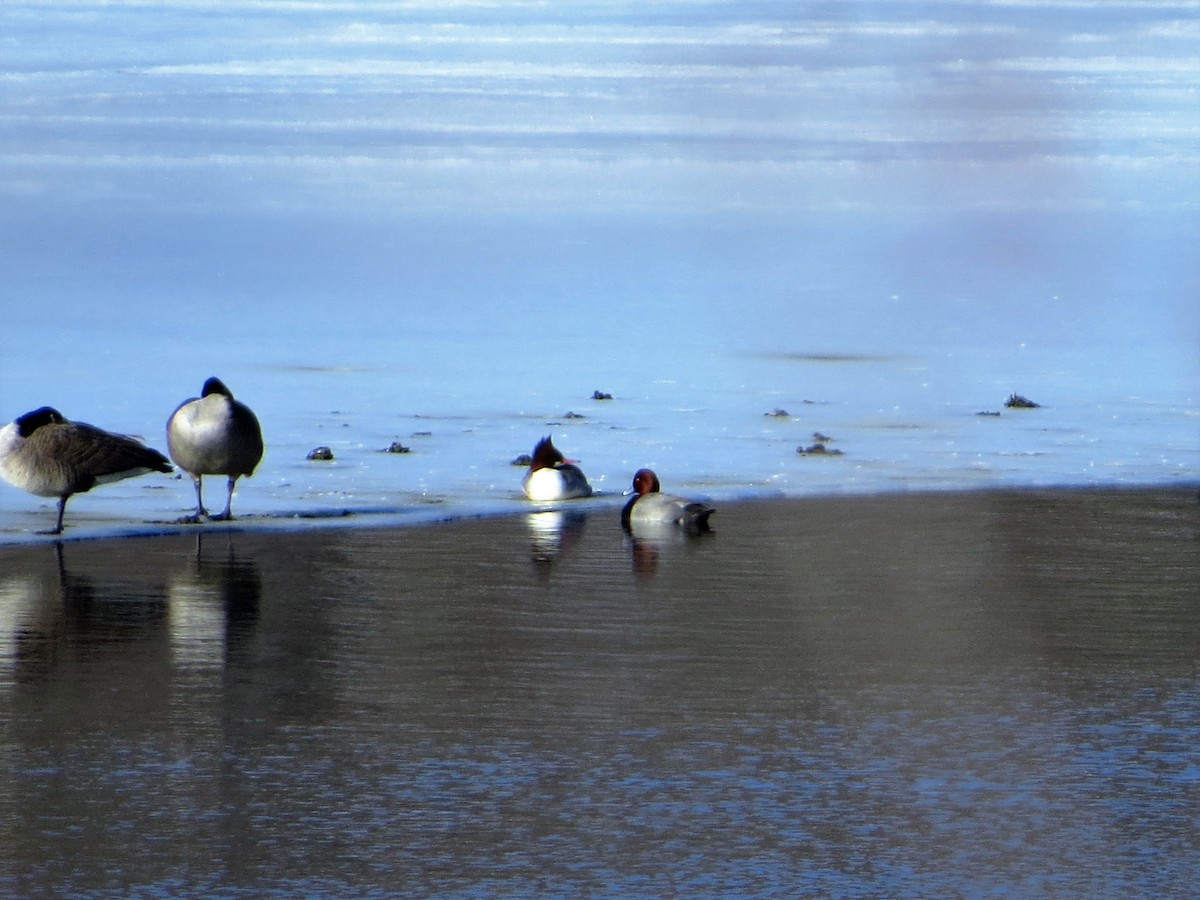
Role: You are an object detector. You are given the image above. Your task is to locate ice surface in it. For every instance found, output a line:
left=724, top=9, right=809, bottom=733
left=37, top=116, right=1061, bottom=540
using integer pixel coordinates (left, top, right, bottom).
left=1, top=0, right=1196, bottom=541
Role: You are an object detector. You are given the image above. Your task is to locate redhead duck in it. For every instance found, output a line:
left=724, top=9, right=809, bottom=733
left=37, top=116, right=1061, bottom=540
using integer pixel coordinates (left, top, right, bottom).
left=621, top=468, right=713, bottom=532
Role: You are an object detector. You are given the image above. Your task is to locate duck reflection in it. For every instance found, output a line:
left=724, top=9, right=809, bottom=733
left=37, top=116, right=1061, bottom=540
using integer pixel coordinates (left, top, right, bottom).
left=526, top=509, right=589, bottom=573
left=168, top=533, right=261, bottom=671
left=624, top=520, right=713, bottom=577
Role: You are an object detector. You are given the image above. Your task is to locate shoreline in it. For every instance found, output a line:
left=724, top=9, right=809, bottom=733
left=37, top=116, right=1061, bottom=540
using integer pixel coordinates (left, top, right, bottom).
left=1, top=478, right=1195, bottom=553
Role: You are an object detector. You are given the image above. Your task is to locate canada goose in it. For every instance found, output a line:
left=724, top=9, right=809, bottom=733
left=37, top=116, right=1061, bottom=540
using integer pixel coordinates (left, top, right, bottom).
left=0, top=406, right=172, bottom=535
left=167, top=377, right=264, bottom=521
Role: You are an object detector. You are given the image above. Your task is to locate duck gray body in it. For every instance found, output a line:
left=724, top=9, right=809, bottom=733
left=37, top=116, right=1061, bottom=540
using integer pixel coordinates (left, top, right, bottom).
left=167, top=377, right=264, bottom=521
left=0, top=406, right=172, bottom=534
left=621, top=468, right=714, bottom=533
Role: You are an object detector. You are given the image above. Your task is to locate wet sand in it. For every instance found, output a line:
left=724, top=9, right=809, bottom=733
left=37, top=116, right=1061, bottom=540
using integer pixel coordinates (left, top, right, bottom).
left=1, top=485, right=1197, bottom=895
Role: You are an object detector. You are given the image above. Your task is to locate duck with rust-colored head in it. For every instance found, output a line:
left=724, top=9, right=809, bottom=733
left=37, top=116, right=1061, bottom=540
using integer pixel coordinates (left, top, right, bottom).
left=521, top=435, right=593, bottom=501
left=621, top=468, right=714, bottom=533
left=0, top=406, right=172, bottom=535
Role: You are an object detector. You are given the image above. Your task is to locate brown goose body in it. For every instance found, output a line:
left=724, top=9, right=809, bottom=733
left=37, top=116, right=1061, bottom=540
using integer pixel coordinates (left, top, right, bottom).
left=167, top=377, right=264, bottom=521
left=0, top=406, right=172, bottom=534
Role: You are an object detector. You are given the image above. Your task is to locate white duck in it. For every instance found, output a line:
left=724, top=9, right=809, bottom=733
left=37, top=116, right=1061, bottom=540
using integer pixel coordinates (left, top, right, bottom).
left=521, top=435, right=593, bottom=501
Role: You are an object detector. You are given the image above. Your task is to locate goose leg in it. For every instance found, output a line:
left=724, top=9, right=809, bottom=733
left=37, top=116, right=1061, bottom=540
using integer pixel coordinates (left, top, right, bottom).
left=176, top=475, right=209, bottom=524
left=211, top=475, right=237, bottom=521
left=192, top=475, right=209, bottom=519
left=38, top=495, right=68, bottom=536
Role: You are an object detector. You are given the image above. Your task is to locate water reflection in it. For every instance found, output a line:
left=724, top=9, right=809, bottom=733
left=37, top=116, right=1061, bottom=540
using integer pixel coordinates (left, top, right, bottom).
left=0, top=488, right=1196, bottom=896
left=167, top=533, right=260, bottom=672
left=0, top=543, right=169, bottom=685
left=0, top=538, right=264, bottom=688
left=624, top=520, right=714, bottom=577
left=525, top=509, right=589, bottom=573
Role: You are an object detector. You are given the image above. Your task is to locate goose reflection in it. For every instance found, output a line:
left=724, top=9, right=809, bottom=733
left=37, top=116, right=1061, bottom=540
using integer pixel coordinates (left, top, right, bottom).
left=526, top=509, right=589, bottom=573
left=168, top=533, right=261, bottom=671
left=0, top=551, right=66, bottom=682
left=0, top=543, right=169, bottom=683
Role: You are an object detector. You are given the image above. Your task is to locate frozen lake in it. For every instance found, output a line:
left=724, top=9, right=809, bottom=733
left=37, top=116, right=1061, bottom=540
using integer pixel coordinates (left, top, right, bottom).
left=1, top=0, right=1197, bottom=539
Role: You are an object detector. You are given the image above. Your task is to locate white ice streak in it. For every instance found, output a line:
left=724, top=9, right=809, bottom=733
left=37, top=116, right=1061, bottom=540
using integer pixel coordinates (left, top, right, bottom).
left=319, top=20, right=1011, bottom=48
left=325, top=22, right=830, bottom=48
left=2, top=2, right=1197, bottom=214
left=958, top=55, right=1200, bottom=76
left=6, top=0, right=571, bottom=10
left=990, top=0, right=1199, bottom=8
left=136, top=58, right=810, bottom=81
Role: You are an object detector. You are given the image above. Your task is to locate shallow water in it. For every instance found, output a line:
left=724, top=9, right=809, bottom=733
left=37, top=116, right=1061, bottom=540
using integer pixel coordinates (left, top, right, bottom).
left=0, top=487, right=1196, bottom=896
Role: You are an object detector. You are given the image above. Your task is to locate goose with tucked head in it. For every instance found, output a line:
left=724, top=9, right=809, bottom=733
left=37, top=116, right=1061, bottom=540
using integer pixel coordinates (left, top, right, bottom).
left=621, top=468, right=714, bottom=533
left=521, top=435, right=593, bottom=501
left=0, top=406, right=173, bottom=535
left=167, top=377, right=264, bottom=522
